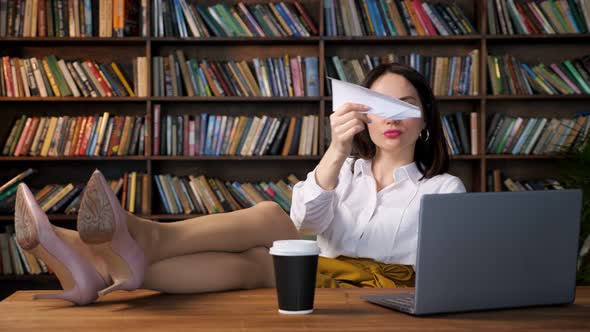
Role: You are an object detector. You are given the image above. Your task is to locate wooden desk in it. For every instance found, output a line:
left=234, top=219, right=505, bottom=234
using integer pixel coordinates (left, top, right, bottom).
left=1, top=287, right=589, bottom=331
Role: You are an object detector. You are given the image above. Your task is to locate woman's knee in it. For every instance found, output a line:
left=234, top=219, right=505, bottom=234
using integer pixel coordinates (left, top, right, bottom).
left=255, top=201, right=298, bottom=239
left=241, top=246, right=275, bottom=289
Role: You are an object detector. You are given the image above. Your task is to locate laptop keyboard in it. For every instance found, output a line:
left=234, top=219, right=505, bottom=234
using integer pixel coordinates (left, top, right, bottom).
left=382, top=294, right=415, bottom=308
left=383, top=294, right=414, bottom=307
left=362, top=293, right=416, bottom=314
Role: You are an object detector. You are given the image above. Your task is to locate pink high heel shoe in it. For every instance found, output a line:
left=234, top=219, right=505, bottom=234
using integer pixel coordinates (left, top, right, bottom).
left=77, top=170, right=146, bottom=297
left=14, top=183, right=108, bottom=305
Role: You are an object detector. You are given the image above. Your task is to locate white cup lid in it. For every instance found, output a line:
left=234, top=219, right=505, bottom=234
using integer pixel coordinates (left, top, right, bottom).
left=269, top=240, right=320, bottom=256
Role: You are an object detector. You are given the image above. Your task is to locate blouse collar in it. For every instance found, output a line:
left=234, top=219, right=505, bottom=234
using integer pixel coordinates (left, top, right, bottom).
left=354, top=158, right=423, bottom=186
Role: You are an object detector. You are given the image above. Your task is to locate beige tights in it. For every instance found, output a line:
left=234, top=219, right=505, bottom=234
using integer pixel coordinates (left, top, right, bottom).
left=54, top=201, right=300, bottom=293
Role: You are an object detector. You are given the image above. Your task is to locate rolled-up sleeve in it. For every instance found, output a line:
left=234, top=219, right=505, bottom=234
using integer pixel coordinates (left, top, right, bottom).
left=290, top=160, right=351, bottom=235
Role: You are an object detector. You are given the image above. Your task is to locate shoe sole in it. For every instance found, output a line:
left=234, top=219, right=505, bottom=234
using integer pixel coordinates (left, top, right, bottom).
left=77, top=171, right=143, bottom=294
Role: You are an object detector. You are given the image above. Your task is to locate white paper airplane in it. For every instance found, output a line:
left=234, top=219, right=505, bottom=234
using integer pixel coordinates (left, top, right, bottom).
left=329, top=77, right=422, bottom=120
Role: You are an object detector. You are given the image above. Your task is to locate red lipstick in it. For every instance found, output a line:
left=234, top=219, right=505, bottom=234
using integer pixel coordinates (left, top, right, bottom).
left=384, top=129, right=401, bottom=138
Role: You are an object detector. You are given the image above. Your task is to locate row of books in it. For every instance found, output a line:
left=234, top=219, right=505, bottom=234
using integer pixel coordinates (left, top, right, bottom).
left=154, top=173, right=300, bottom=214
left=0, top=226, right=50, bottom=275
left=486, top=113, right=590, bottom=155
left=109, top=171, right=149, bottom=214
left=0, top=0, right=146, bottom=38
left=326, top=50, right=480, bottom=96
left=488, top=0, right=590, bottom=35
left=153, top=51, right=319, bottom=97
left=441, top=112, right=478, bottom=156
left=153, top=107, right=319, bottom=156
left=0, top=169, right=148, bottom=215
left=486, top=169, right=564, bottom=192
left=5, top=52, right=590, bottom=98
left=487, top=54, right=590, bottom=95
left=0, top=55, right=147, bottom=97
left=2, top=113, right=146, bottom=157
left=152, top=0, right=317, bottom=38
left=324, top=0, right=475, bottom=36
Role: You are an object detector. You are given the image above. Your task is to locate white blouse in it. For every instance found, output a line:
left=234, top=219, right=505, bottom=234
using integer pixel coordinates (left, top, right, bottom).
left=290, top=157, right=466, bottom=265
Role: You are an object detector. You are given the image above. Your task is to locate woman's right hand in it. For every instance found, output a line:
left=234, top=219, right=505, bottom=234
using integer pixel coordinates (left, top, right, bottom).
left=329, top=102, right=370, bottom=157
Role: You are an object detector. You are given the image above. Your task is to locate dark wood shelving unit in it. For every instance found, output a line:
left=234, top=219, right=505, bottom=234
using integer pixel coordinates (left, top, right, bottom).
left=1, top=0, right=588, bottom=287
left=0, top=37, right=148, bottom=44
left=0, top=97, right=148, bottom=102
left=150, top=96, right=322, bottom=102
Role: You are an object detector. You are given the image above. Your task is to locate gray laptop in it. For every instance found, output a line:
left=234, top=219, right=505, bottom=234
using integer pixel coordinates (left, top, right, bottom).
left=362, top=190, right=582, bottom=316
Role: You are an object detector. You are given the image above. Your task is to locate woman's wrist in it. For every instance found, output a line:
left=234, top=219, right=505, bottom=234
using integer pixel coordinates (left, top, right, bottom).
left=315, top=146, right=349, bottom=191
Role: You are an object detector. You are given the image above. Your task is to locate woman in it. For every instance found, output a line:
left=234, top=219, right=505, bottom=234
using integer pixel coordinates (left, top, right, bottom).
left=13, top=63, right=464, bottom=305
left=290, top=63, right=465, bottom=288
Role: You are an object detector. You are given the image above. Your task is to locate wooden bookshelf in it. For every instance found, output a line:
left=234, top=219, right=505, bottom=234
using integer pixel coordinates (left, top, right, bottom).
left=1, top=0, right=589, bottom=285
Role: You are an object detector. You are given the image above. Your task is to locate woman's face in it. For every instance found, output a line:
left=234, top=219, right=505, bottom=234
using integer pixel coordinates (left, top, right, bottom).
left=366, top=73, right=425, bottom=154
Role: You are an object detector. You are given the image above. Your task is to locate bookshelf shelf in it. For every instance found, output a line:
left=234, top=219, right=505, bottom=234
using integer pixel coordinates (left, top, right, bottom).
left=323, top=35, right=483, bottom=44
left=0, top=214, right=150, bottom=222
left=150, top=97, right=322, bottom=103
left=0, top=37, right=147, bottom=45
left=0, top=274, right=57, bottom=281
left=0, top=155, right=563, bottom=163
left=485, top=155, right=566, bottom=160
left=0, top=214, right=204, bottom=222
left=451, top=155, right=483, bottom=160
left=0, top=97, right=148, bottom=103
left=485, top=34, right=590, bottom=42
left=151, top=37, right=322, bottom=44
left=150, top=156, right=321, bottom=161
left=0, top=214, right=75, bottom=222
left=486, top=95, right=590, bottom=101
left=323, top=96, right=482, bottom=102
left=0, top=156, right=148, bottom=161
left=150, top=214, right=204, bottom=220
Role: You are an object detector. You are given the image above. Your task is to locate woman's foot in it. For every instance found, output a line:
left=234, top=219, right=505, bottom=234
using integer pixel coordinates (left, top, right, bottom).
left=14, top=183, right=108, bottom=305
left=77, top=170, right=146, bottom=297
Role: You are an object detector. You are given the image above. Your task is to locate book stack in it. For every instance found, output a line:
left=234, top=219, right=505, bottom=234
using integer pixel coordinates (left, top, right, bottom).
left=0, top=169, right=148, bottom=215
left=442, top=112, right=478, bottom=156
left=0, top=0, right=147, bottom=37
left=326, top=50, right=480, bottom=96
left=488, top=0, right=590, bottom=35
left=2, top=113, right=146, bottom=157
left=487, top=169, right=565, bottom=192
left=112, top=171, right=149, bottom=214
left=0, top=55, right=147, bottom=97
left=324, top=0, right=475, bottom=36
left=153, top=106, right=320, bottom=156
left=152, top=51, right=318, bottom=97
left=0, top=225, right=49, bottom=276
left=486, top=113, right=590, bottom=155
left=152, top=0, right=317, bottom=37
left=61, top=171, right=148, bottom=215
left=487, top=54, right=590, bottom=95
left=154, top=173, right=301, bottom=214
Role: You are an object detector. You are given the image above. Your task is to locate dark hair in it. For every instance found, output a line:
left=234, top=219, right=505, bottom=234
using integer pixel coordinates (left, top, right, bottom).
left=351, top=63, right=449, bottom=179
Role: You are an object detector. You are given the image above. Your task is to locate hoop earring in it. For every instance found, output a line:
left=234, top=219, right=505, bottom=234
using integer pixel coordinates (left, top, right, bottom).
left=420, top=128, right=430, bottom=142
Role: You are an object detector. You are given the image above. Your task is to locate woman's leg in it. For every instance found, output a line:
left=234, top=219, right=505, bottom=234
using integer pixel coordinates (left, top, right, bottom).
left=142, top=246, right=275, bottom=293
left=125, top=201, right=300, bottom=264
left=51, top=226, right=111, bottom=283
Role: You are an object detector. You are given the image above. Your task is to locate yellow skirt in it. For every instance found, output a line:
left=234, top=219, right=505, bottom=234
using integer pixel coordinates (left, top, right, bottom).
left=316, top=256, right=415, bottom=288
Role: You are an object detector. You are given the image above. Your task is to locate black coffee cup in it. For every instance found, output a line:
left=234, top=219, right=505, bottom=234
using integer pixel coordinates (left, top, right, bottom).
left=269, top=240, right=320, bottom=314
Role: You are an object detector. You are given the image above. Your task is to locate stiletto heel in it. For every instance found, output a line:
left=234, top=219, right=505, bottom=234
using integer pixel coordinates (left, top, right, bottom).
left=15, top=184, right=108, bottom=306
left=97, top=279, right=127, bottom=298
left=78, top=170, right=146, bottom=297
